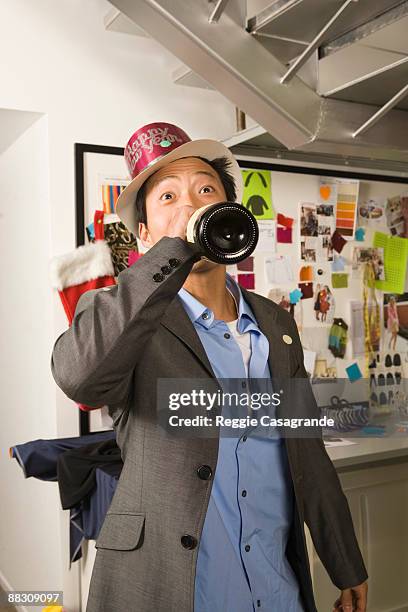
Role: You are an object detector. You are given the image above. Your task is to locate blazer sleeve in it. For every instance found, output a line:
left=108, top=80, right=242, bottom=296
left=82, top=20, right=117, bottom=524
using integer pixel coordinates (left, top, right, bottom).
left=288, top=316, right=369, bottom=591
left=50, top=236, right=200, bottom=408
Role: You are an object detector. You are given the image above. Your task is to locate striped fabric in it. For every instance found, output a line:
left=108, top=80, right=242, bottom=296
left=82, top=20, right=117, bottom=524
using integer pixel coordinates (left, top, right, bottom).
left=102, top=184, right=127, bottom=214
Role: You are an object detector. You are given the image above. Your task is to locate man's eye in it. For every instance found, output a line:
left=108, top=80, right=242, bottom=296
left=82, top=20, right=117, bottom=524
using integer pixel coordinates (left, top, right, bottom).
left=160, top=192, right=174, bottom=201
left=200, top=186, right=215, bottom=194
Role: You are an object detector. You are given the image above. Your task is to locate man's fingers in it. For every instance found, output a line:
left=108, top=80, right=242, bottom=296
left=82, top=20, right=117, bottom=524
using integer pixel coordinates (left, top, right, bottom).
left=332, top=597, right=342, bottom=611
left=334, top=584, right=368, bottom=612
left=167, top=205, right=196, bottom=239
left=340, top=588, right=354, bottom=611
left=353, top=584, right=368, bottom=612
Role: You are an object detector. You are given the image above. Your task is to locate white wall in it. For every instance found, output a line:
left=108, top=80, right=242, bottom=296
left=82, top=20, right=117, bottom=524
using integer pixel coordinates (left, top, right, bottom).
left=0, top=0, right=236, bottom=608
left=0, top=114, right=63, bottom=600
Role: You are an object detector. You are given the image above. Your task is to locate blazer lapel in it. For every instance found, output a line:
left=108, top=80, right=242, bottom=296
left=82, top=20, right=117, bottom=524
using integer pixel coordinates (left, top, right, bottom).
left=160, top=296, right=217, bottom=379
left=240, top=288, right=292, bottom=379
left=161, top=288, right=294, bottom=381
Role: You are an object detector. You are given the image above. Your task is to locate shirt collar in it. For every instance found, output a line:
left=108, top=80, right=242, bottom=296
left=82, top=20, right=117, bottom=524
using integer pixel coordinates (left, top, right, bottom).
left=178, top=272, right=257, bottom=331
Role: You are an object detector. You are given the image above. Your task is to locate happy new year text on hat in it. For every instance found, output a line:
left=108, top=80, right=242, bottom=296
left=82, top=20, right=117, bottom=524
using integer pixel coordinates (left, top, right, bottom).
left=124, top=123, right=191, bottom=179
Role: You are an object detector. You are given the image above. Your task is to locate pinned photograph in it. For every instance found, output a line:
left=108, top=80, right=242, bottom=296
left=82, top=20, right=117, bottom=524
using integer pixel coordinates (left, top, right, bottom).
left=300, top=237, right=317, bottom=262
left=358, top=198, right=385, bottom=227
left=300, top=203, right=318, bottom=237
left=352, top=247, right=385, bottom=281
left=313, top=283, right=335, bottom=324
left=386, top=194, right=407, bottom=236
left=384, top=293, right=408, bottom=348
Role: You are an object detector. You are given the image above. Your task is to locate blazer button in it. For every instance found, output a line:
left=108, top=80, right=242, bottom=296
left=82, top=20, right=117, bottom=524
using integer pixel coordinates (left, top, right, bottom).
left=169, top=258, right=180, bottom=268
left=197, top=465, right=212, bottom=480
left=161, top=265, right=172, bottom=275
left=181, top=534, right=197, bottom=550
left=153, top=272, right=164, bottom=282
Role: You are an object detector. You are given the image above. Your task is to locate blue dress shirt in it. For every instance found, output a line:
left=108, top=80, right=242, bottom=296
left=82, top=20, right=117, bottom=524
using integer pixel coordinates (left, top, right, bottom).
left=178, top=274, right=304, bottom=612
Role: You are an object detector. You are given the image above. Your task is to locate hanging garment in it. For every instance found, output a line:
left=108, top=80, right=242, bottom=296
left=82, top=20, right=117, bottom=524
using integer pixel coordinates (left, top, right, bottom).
left=10, top=430, right=120, bottom=566
left=10, top=430, right=116, bottom=481
left=69, top=461, right=122, bottom=566
left=57, top=437, right=122, bottom=510
left=328, top=318, right=349, bottom=358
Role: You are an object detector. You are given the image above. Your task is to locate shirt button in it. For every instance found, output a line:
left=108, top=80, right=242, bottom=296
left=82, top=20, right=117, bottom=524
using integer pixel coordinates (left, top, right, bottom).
left=153, top=272, right=164, bottom=282
left=160, top=265, right=172, bottom=275
left=169, top=258, right=180, bottom=268
left=244, top=544, right=250, bottom=552
left=242, top=435, right=247, bottom=442
left=241, top=381, right=247, bottom=388
left=242, top=490, right=247, bottom=497
left=181, top=534, right=197, bottom=550
left=257, top=600, right=261, bottom=607
left=202, top=312, right=209, bottom=320
left=224, top=332, right=231, bottom=339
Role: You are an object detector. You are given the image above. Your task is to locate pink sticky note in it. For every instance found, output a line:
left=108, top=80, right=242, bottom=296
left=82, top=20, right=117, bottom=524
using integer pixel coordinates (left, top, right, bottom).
left=128, top=250, right=142, bottom=266
left=237, top=273, right=255, bottom=290
left=237, top=256, right=254, bottom=272
left=277, top=226, right=292, bottom=243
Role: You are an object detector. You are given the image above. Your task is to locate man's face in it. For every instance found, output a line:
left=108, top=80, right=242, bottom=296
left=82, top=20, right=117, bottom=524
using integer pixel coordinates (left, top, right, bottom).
left=139, top=156, right=226, bottom=239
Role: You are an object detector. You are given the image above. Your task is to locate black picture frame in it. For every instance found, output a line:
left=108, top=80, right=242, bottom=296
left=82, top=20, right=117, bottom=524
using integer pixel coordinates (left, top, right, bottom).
left=74, top=143, right=125, bottom=435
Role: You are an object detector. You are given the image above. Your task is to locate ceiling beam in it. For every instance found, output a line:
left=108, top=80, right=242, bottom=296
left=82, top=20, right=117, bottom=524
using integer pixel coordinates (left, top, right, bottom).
left=353, top=82, right=408, bottom=137
left=110, top=0, right=408, bottom=160
left=110, top=0, right=322, bottom=149
left=208, top=0, right=231, bottom=23
left=321, top=0, right=408, bottom=57
left=280, top=0, right=359, bottom=84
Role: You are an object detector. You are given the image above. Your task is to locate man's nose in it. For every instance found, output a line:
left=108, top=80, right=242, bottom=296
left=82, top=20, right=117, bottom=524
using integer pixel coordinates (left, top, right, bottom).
left=177, top=194, right=206, bottom=210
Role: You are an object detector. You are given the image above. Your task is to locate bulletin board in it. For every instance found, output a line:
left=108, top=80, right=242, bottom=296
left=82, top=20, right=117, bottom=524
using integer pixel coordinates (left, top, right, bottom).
left=231, top=158, right=408, bottom=389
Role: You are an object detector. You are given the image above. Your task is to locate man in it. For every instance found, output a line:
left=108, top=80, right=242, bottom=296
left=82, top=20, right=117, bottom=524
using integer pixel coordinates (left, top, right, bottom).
left=51, top=122, right=368, bottom=612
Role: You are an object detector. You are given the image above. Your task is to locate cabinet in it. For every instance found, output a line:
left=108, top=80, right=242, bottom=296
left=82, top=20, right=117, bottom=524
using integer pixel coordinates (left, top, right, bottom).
left=307, top=459, right=408, bottom=612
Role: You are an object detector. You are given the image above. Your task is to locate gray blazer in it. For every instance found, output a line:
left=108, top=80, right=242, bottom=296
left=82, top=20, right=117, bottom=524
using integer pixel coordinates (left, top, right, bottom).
left=51, top=236, right=368, bottom=612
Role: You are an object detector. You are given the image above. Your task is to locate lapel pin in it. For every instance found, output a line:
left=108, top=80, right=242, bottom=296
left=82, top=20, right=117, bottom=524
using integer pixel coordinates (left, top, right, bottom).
left=282, top=334, right=293, bottom=345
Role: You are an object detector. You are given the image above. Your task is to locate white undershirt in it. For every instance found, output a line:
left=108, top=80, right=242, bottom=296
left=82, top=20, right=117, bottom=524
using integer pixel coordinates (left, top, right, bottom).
left=225, top=318, right=251, bottom=377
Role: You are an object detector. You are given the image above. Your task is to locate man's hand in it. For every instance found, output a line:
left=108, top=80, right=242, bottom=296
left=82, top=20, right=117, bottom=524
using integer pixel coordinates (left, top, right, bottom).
left=333, top=581, right=368, bottom=611
left=166, top=205, right=196, bottom=240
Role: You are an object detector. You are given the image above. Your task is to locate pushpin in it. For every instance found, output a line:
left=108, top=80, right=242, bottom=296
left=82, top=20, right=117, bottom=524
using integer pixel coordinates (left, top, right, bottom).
left=283, top=334, right=293, bottom=345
